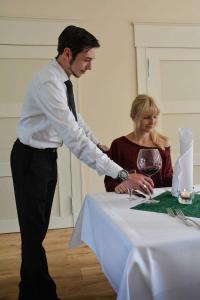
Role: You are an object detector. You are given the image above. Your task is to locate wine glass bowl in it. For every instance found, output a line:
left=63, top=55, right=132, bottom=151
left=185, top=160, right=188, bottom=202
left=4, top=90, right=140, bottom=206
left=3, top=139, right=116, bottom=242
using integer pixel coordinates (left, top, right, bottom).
left=137, top=149, right=162, bottom=177
left=137, top=148, right=162, bottom=202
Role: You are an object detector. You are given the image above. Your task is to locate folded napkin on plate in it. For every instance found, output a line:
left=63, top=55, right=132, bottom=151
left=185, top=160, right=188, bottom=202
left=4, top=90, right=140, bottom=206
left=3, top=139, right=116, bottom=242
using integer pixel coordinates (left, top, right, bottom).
left=172, top=128, right=193, bottom=197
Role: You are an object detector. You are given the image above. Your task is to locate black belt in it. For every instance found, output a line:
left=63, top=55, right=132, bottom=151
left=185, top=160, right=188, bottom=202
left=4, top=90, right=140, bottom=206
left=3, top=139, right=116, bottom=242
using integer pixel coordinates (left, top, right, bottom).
left=16, top=139, right=57, bottom=153
left=44, top=148, right=57, bottom=153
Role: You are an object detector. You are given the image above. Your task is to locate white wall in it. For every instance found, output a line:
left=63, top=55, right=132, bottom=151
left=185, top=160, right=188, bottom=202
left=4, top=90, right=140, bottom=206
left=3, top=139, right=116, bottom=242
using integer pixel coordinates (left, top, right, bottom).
left=1, top=0, right=200, bottom=195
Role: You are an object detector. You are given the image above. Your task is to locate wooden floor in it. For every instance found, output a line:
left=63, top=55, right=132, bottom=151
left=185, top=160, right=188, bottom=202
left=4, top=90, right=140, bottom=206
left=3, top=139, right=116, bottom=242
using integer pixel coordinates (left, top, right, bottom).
left=0, top=228, right=116, bottom=300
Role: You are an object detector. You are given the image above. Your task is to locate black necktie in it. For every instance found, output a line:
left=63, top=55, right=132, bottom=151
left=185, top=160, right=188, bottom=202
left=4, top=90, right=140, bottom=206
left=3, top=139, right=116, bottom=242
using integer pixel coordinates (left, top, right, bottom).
left=65, top=80, right=77, bottom=121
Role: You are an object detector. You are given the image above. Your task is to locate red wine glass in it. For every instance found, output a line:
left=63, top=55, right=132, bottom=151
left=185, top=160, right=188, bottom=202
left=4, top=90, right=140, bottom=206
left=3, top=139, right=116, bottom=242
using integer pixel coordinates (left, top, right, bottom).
left=137, top=148, right=162, bottom=202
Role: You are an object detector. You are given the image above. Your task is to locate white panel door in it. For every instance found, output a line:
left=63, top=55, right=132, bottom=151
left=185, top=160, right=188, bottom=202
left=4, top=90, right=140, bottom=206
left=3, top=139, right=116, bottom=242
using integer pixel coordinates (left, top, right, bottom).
left=0, top=19, right=82, bottom=233
left=145, top=48, right=200, bottom=184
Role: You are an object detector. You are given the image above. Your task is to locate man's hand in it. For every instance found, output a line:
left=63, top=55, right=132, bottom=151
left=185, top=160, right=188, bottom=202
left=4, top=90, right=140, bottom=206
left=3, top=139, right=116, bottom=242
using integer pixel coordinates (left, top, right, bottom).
left=98, top=144, right=109, bottom=152
left=115, top=183, right=127, bottom=194
left=126, top=173, right=154, bottom=194
left=115, top=173, right=154, bottom=195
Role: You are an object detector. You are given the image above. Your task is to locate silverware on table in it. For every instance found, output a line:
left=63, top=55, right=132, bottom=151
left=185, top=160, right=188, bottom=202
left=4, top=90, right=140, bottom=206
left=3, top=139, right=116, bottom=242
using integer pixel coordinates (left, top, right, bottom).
left=175, top=209, right=200, bottom=229
left=166, top=208, right=192, bottom=227
left=166, top=208, right=176, bottom=218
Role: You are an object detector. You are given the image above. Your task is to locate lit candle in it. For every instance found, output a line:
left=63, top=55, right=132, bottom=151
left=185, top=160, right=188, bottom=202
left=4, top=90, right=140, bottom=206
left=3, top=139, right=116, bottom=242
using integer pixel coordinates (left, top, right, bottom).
left=180, top=189, right=190, bottom=199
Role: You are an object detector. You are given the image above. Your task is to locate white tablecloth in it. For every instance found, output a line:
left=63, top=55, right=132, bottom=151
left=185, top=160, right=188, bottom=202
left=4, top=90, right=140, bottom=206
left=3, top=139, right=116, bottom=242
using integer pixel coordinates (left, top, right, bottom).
left=69, top=189, right=200, bottom=300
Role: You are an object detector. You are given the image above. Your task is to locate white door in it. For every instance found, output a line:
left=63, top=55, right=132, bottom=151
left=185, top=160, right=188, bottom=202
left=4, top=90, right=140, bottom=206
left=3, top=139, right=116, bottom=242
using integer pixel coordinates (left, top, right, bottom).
left=135, top=23, right=200, bottom=186
left=0, top=18, right=82, bottom=233
left=146, top=47, right=200, bottom=184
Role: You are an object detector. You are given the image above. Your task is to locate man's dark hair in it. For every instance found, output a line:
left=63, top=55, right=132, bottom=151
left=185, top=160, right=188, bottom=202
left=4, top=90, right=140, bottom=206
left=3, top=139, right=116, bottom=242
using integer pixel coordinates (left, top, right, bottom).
left=57, top=25, right=100, bottom=59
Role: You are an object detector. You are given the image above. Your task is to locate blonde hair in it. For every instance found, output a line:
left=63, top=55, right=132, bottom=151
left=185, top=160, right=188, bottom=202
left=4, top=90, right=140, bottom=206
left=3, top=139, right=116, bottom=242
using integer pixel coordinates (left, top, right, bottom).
left=130, top=94, right=168, bottom=149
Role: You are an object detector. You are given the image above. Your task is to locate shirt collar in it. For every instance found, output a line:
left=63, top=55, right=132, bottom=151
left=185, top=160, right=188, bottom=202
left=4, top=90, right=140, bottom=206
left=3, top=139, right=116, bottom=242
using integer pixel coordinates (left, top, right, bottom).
left=52, top=58, right=69, bottom=83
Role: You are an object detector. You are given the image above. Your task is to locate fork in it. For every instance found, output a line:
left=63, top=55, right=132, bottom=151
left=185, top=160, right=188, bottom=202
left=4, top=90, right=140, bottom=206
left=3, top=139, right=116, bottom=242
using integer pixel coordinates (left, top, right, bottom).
left=166, top=208, right=192, bottom=227
left=166, top=208, right=176, bottom=217
left=175, top=209, right=200, bottom=229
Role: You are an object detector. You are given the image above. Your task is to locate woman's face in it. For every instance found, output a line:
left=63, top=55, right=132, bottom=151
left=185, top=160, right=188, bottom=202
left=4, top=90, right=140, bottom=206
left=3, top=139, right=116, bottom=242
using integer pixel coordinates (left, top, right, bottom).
left=138, top=113, right=158, bottom=133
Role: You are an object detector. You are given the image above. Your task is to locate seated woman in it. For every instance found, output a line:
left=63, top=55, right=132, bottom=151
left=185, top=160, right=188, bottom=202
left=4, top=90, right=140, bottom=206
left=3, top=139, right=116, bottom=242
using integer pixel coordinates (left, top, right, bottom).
left=104, top=94, right=173, bottom=193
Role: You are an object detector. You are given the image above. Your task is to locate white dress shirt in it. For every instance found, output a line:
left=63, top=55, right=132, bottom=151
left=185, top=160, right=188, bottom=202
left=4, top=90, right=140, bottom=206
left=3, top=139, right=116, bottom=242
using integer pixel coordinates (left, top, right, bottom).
left=17, top=59, right=121, bottom=178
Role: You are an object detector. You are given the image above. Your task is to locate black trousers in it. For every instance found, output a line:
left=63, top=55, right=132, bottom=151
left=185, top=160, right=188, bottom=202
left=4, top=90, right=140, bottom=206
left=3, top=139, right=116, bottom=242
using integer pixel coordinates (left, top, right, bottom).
left=10, top=139, right=59, bottom=300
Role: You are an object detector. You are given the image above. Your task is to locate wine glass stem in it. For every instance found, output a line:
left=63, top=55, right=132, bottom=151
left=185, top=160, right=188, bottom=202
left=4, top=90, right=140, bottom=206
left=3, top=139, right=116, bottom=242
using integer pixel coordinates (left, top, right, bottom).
left=149, top=175, right=152, bottom=200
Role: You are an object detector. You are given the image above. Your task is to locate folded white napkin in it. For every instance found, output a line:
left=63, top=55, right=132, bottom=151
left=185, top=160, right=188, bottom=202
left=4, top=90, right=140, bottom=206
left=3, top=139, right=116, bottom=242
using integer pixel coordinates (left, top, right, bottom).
left=172, top=128, right=193, bottom=197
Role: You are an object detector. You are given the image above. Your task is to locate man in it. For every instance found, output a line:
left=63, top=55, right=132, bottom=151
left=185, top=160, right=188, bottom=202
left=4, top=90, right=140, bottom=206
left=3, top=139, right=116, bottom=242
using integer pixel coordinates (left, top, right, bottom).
left=10, top=25, right=153, bottom=300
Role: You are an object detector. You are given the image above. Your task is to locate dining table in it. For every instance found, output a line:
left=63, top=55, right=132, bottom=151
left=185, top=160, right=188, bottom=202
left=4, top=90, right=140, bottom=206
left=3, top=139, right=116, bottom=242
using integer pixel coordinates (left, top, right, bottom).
left=69, top=187, right=200, bottom=300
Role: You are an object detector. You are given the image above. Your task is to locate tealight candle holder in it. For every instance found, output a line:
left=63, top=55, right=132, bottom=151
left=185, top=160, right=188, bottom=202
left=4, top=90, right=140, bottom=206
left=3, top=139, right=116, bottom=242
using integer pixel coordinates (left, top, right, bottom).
left=178, top=188, right=194, bottom=205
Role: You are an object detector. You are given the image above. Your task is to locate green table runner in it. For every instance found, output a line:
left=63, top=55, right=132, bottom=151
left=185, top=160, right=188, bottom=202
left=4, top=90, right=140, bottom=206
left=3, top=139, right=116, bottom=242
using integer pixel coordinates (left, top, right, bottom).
left=131, top=191, right=200, bottom=218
